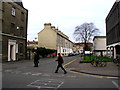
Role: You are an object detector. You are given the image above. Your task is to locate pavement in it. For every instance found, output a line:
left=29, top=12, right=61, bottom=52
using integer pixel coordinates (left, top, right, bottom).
left=65, top=57, right=120, bottom=78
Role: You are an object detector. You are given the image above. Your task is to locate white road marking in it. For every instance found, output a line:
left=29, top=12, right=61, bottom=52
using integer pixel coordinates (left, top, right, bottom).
left=42, top=73, right=50, bottom=77
left=23, top=72, right=32, bottom=75
left=57, top=82, right=64, bottom=88
left=67, top=75, right=76, bottom=78
left=4, top=70, right=12, bottom=73
left=112, top=81, right=120, bottom=90
left=32, top=73, right=42, bottom=76
left=27, top=80, right=41, bottom=88
left=27, top=79, right=64, bottom=89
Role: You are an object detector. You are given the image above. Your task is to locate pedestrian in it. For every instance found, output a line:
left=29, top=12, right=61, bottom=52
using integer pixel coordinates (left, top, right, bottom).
left=52, top=53, right=55, bottom=58
left=34, top=51, right=39, bottom=67
left=55, top=53, right=67, bottom=74
left=116, top=56, right=120, bottom=66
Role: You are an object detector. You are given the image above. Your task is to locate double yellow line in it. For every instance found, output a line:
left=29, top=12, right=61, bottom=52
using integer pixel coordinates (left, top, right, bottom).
left=63, top=58, right=78, bottom=67
left=63, top=58, right=120, bottom=79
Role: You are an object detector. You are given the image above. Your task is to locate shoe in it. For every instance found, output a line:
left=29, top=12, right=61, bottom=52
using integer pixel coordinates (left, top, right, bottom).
left=64, top=72, right=67, bottom=74
left=55, top=71, right=58, bottom=73
left=34, top=66, right=38, bottom=67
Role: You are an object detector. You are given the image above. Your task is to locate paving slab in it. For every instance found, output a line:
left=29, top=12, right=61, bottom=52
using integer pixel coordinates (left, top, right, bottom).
left=65, top=58, right=120, bottom=77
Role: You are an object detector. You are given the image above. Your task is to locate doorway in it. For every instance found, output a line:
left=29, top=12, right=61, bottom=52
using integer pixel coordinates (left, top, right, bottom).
left=8, top=40, right=16, bottom=61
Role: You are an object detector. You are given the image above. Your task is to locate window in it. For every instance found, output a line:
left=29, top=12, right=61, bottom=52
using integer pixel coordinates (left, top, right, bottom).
left=12, top=7, right=15, bottom=16
left=21, top=12, right=24, bottom=21
left=10, top=23, right=15, bottom=33
left=20, top=26, right=24, bottom=36
left=19, top=43, right=23, bottom=53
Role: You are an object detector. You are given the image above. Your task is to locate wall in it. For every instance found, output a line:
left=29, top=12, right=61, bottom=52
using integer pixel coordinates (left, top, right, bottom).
left=106, top=1, right=120, bottom=45
left=38, top=24, right=57, bottom=50
left=2, top=2, right=28, bottom=61
left=94, top=38, right=106, bottom=50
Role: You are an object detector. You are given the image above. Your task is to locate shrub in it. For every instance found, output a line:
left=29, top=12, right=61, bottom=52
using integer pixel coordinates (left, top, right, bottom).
left=83, top=56, right=113, bottom=62
left=31, top=47, right=56, bottom=58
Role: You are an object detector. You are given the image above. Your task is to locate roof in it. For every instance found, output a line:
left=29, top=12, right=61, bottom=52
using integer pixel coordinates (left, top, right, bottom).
left=74, top=43, right=93, bottom=46
left=15, top=2, right=23, bottom=7
left=106, top=1, right=119, bottom=21
left=93, top=36, right=106, bottom=41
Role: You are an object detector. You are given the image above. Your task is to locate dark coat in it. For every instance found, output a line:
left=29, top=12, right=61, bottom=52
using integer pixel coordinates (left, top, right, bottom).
left=34, top=53, right=39, bottom=62
left=56, top=56, right=64, bottom=64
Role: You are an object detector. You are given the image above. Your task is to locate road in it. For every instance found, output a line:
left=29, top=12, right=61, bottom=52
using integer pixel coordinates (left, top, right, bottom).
left=2, top=55, right=119, bottom=90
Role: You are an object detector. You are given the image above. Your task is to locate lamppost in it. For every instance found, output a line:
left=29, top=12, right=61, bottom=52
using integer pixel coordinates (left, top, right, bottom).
left=35, top=37, right=37, bottom=50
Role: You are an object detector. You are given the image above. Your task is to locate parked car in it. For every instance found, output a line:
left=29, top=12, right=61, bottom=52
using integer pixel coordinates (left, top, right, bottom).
left=68, top=53, right=76, bottom=56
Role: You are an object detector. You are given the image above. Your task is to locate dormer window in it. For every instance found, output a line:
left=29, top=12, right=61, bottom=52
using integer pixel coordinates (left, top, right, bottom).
left=12, top=7, right=15, bottom=16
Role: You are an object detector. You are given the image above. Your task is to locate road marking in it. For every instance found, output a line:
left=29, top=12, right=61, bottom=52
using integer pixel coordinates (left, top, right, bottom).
left=23, top=72, right=32, bottom=75
left=4, top=70, right=12, bottom=73
left=63, top=58, right=78, bottom=67
left=69, top=69, right=120, bottom=79
left=32, top=73, right=42, bottom=76
left=63, top=58, right=120, bottom=79
left=112, top=81, right=120, bottom=90
left=67, top=75, right=76, bottom=78
left=27, top=79, right=64, bottom=89
left=57, top=81, right=64, bottom=88
left=42, top=73, right=51, bottom=77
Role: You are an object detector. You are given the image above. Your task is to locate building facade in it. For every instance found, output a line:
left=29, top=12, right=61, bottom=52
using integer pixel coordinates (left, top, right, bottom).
left=0, top=1, right=28, bottom=61
left=93, top=36, right=106, bottom=56
left=27, top=40, right=38, bottom=49
left=73, top=43, right=93, bottom=54
left=38, top=23, right=73, bottom=56
left=106, top=0, right=120, bottom=58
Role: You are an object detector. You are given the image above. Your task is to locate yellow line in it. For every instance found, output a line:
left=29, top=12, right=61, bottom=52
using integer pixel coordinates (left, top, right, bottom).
left=63, top=57, right=120, bottom=79
left=63, top=58, right=78, bottom=68
left=69, top=70, right=120, bottom=79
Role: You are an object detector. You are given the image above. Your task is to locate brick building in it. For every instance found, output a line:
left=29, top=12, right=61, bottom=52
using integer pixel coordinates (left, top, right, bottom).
left=0, top=1, right=28, bottom=61
left=73, top=43, right=93, bottom=54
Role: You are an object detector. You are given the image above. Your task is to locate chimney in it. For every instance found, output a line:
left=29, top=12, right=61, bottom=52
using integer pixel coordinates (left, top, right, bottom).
left=55, top=27, right=58, bottom=31
left=51, top=26, right=55, bottom=30
left=44, top=23, right=51, bottom=29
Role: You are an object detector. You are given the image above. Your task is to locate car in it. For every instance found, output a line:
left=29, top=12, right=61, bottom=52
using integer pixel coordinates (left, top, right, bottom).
left=68, top=53, right=76, bottom=56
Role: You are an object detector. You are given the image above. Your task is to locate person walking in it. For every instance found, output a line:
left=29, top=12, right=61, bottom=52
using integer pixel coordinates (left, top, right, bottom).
left=52, top=53, right=55, bottom=58
left=34, top=51, right=39, bottom=67
left=55, top=53, right=67, bottom=74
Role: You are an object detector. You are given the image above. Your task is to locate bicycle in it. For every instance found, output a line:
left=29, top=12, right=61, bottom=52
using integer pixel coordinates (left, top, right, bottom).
left=113, top=56, right=120, bottom=66
left=97, top=59, right=107, bottom=67
left=91, top=58, right=107, bottom=67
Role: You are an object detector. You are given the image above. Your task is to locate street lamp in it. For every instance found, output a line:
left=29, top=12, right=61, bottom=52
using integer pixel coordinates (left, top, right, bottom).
left=34, top=37, right=37, bottom=50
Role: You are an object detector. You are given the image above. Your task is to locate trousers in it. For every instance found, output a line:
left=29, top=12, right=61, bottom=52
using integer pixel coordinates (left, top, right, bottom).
left=55, top=64, right=66, bottom=72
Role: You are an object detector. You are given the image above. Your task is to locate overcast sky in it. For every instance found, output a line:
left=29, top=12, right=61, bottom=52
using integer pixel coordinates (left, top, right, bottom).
left=22, top=0, right=115, bottom=42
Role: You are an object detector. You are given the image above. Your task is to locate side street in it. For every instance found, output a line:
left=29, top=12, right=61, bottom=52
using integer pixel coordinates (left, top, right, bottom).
left=0, top=0, right=120, bottom=90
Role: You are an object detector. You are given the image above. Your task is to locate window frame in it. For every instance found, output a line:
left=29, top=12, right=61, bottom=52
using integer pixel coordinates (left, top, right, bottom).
left=12, top=7, right=15, bottom=16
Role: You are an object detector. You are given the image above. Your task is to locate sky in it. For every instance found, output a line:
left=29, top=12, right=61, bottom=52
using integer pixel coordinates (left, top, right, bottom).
left=22, top=0, right=116, bottom=42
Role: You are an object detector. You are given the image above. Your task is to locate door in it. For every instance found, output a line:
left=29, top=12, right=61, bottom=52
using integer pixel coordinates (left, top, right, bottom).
left=8, top=40, right=16, bottom=61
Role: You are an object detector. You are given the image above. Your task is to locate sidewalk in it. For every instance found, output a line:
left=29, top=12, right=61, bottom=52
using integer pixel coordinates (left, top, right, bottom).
left=65, top=57, right=120, bottom=77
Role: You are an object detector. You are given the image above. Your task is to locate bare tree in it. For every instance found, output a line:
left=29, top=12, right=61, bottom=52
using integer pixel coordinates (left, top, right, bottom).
left=73, top=22, right=99, bottom=51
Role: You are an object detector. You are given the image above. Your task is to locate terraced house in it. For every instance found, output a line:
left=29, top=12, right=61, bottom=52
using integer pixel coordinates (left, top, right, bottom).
left=38, top=23, right=73, bottom=56
left=106, top=0, right=120, bottom=58
left=0, top=1, right=28, bottom=61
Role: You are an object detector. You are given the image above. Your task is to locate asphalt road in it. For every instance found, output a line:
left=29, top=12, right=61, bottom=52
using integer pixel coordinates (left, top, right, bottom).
left=2, top=55, right=120, bottom=90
